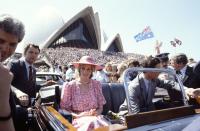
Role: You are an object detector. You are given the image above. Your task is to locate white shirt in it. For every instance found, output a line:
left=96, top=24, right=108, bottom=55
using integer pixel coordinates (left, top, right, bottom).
left=93, top=70, right=109, bottom=83
left=21, top=57, right=34, bottom=79
left=142, top=73, right=151, bottom=93
left=180, top=65, right=187, bottom=79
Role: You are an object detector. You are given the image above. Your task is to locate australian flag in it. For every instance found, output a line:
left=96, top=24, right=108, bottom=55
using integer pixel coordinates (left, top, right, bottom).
left=134, top=26, right=154, bottom=42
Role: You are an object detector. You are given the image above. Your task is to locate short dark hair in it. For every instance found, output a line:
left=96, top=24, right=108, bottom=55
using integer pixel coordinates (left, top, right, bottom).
left=0, top=14, right=25, bottom=42
left=128, top=59, right=140, bottom=67
left=171, top=53, right=188, bottom=65
left=24, top=43, right=40, bottom=55
left=141, top=56, right=160, bottom=68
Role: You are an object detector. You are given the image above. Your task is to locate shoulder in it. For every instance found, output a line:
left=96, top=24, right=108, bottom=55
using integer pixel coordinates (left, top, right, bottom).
left=8, top=59, right=22, bottom=70
left=187, top=65, right=193, bottom=71
left=9, top=59, right=20, bottom=65
left=91, top=79, right=102, bottom=89
left=91, top=79, right=101, bottom=85
left=64, top=80, right=77, bottom=87
left=128, top=78, right=142, bottom=96
left=131, top=76, right=141, bottom=85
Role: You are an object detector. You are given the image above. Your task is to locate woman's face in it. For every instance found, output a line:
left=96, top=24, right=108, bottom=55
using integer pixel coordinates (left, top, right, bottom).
left=79, top=64, right=93, bottom=79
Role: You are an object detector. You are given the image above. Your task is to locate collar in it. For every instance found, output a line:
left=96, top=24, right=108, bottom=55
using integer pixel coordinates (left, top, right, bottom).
left=21, top=57, right=33, bottom=71
left=141, top=73, right=151, bottom=88
left=180, top=65, right=187, bottom=75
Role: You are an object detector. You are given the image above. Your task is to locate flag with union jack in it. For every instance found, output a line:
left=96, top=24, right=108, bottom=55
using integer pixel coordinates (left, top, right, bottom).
left=134, top=26, right=154, bottom=42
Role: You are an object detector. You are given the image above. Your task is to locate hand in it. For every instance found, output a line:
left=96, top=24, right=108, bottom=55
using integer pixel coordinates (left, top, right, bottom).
left=192, top=88, right=200, bottom=98
left=185, top=88, right=195, bottom=100
left=76, top=109, right=97, bottom=118
left=0, top=64, right=13, bottom=102
left=188, top=88, right=200, bottom=104
left=16, top=91, right=29, bottom=106
left=45, top=80, right=57, bottom=86
left=89, top=109, right=98, bottom=116
left=0, top=63, right=13, bottom=115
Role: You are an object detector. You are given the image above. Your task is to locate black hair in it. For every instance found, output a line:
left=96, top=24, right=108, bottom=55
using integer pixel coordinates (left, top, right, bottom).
left=141, top=56, right=161, bottom=68
left=171, top=53, right=188, bottom=65
left=24, top=43, right=40, bottom=55
left=0, top=14, right=25, bottom=42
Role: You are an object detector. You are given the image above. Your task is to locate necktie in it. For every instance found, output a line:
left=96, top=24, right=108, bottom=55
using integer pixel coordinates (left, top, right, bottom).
left=176, top=70, right=181, bottom=75
left=176, top=70, right=183, bottom=80
left=29, top=66, right=33, bottom=81
left=145, top=81, right=151, bottom=100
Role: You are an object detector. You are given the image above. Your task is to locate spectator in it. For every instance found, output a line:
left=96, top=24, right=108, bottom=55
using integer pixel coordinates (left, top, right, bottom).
left=155, top=53, right=169, bottom=68
left=188, top=58, right=197, bottom=67
left=65, top=63, right=75, bottom=81
left=117, top=63, right=127, bottom=83
left=93, top=65, right=109, bottom=83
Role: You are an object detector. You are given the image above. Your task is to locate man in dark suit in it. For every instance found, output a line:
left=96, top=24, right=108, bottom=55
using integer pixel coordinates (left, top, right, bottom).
left=170, top=53, right=200, bottom=106
left=170, top=53, right=196, bottom=87
left=193, top=61, right=200, bottom=87
left=8, top=44, right=40, bottom=106
left=9, top=44, right=56, bottom=107
left=0, top=14, right=25, bottom=131
left=128, top=57, right=182, bottom=114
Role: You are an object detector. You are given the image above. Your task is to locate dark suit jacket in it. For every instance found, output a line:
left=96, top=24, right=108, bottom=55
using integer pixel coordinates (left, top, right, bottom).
left=128, top=74, right=180, bottom=114
left=183, top=66, right=197, bottom=88
left=193, top=61, right=200, bottom=87
left=9, top=59, right=37, bottom=98
left=167, top=66, right=199, bottom=103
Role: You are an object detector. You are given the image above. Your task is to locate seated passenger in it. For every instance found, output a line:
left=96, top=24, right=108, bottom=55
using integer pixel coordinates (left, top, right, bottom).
left=120, top=56, right=191, bottom=114
left=60, top=56, right=108, bottom=130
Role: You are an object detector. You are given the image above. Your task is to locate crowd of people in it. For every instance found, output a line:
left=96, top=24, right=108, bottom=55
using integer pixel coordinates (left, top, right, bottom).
left=40, top=47, right=145, bottom=66
left=1, top=13, right=200, bottom=131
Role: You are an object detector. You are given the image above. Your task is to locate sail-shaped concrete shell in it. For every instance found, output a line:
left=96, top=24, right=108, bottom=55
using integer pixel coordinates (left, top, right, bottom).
left=102, top=33, right=123, bottom=52
left=40, top=6, right=101, bottom=50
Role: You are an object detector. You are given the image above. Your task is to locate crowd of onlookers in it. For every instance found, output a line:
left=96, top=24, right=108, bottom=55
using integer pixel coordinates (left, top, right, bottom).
left=36, top=47, right=199, bottom=84
left=40, top=47, right=145, bottom=66
left=36, top=47, right=145, bottom=83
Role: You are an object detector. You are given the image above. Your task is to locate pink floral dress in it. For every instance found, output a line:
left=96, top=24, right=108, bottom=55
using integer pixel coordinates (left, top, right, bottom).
left=60, top=79, right=108, bottom=131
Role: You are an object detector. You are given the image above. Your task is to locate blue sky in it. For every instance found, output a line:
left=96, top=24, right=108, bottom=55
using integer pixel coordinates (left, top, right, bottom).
left=1, top=0, right=200, bottom=61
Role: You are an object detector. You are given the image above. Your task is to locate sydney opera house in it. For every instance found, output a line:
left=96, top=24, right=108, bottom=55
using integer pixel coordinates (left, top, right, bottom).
left=36, top=6, right=124, bottom=52
left=11, top=6, right=144, bottom=66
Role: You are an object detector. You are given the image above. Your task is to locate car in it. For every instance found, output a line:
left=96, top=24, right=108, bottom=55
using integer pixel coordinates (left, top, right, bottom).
left=31, top=68, right=200, bottom=131
left=122, top=67, right=200, bottom=131
left=36, top=72, right=64, bottom=86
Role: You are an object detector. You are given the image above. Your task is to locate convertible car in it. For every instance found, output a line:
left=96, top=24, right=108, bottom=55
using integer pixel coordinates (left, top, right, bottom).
left=27, top=67, right=200, bottom=131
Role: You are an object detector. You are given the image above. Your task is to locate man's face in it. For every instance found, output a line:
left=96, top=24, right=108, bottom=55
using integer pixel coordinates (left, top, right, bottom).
left=170, top=59, right=183, bottom=71
left=0, top=29, right=18, bottom=62
left=25, top=46, right=40, bottom=64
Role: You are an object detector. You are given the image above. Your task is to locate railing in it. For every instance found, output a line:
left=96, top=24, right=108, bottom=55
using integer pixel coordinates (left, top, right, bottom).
left=122, top=67, right=189, bottom=114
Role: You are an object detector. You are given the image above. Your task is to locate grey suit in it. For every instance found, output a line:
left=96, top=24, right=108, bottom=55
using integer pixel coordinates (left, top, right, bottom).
left=128, top=73, right=179, bottom=114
